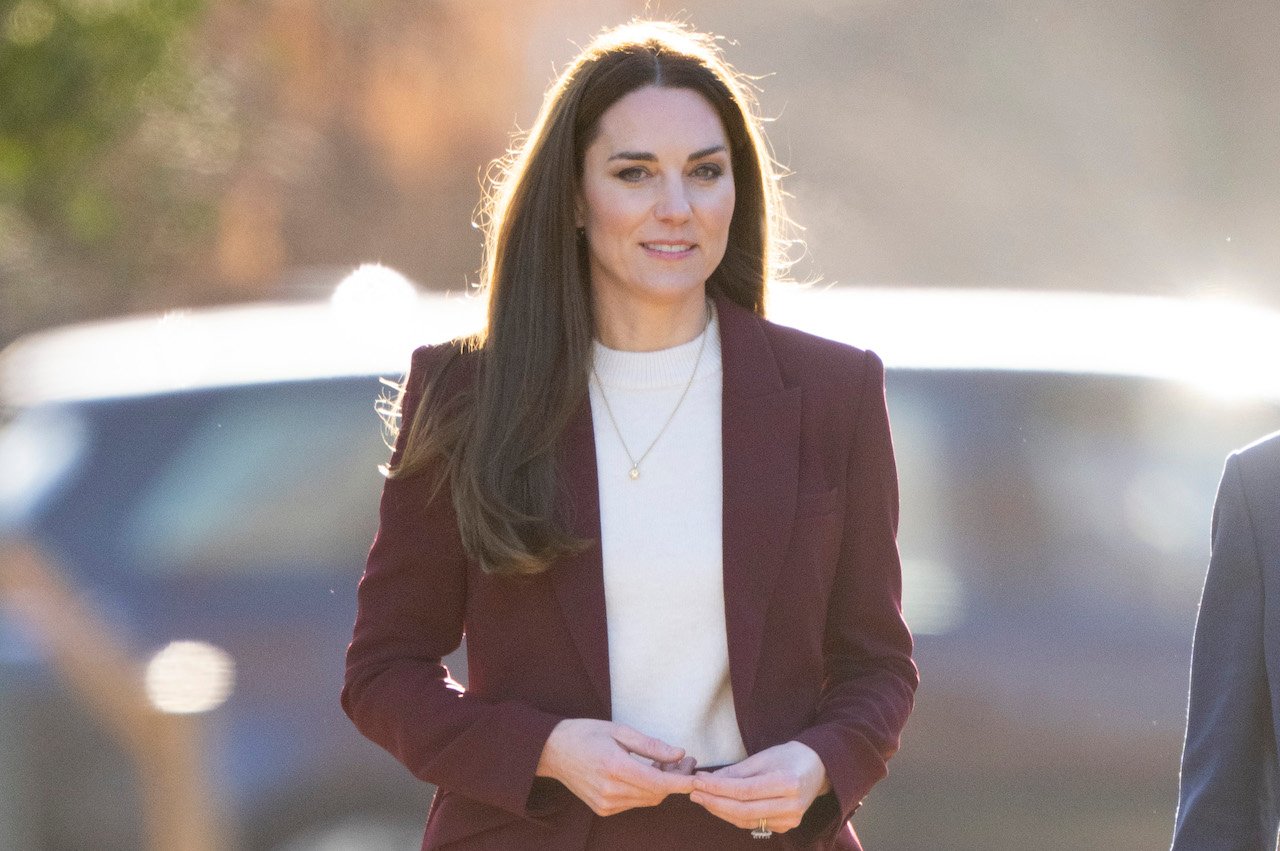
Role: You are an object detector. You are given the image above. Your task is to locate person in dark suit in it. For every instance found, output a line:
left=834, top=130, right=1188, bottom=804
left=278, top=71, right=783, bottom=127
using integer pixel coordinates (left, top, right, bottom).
left=342, top=20, right=917, bottom=850
left=1172, top=430, right=1280, bottom=849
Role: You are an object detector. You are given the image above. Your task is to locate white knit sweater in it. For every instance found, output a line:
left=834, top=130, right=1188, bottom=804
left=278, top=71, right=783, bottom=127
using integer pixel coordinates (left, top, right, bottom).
left=588, top=309, right=748, bottom=767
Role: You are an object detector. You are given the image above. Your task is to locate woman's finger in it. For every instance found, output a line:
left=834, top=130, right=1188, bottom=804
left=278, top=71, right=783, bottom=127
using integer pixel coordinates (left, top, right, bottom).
left=689, top=791, right=799, bottom=831
left=655, top=755, right=697, bottom=774
left=612, top=725, right=685, bottom=764
left=694, top=770, right=794, bottom=801
left=609, top=751, right=696, bottom=797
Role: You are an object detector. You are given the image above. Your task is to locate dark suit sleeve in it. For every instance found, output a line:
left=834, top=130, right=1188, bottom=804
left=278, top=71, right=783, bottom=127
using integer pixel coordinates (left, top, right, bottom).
left=794, top=350, right=918, bottom=821
left=341, top=345, right=564, bottom=819
left=1171, top=453, right=1280, bottom=850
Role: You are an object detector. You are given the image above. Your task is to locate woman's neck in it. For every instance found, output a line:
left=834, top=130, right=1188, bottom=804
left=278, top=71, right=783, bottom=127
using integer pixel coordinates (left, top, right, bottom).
left=592, top=289, right=710, bottom=352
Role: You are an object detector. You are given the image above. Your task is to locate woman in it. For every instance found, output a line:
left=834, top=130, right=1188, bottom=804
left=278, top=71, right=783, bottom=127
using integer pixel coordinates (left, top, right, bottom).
left=342, top=20, right=916, bottom=850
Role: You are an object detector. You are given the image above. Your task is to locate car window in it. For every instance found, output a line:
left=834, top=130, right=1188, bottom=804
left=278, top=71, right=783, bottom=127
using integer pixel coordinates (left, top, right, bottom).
left=0, top=405, right=87, bottom=533
left=121, top=380, right=391, bottom=576
left=888, top=370, right=1280, bottom=637
left=883, top=383, right=966, bottom=636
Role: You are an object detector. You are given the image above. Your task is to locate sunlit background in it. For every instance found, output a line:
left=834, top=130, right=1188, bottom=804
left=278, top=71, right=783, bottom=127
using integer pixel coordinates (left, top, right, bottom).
left=3, top=2, right=1280, bottom=850
left=4, top=0, right=1280, bottom=346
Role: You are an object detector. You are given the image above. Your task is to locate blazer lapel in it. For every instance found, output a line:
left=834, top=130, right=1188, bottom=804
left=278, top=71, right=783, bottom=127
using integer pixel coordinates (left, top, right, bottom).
left=716, top=297, right=801, bottom=740
left=552, top=398, right=612, bottom=716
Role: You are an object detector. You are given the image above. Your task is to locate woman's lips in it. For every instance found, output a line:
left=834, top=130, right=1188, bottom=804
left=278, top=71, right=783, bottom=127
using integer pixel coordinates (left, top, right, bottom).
left=641, top=241, right=696, bottom=259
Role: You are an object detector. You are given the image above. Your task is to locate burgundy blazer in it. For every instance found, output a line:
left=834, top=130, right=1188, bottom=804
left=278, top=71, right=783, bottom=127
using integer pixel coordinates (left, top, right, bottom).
left=342, top=295, right=918, bottom=850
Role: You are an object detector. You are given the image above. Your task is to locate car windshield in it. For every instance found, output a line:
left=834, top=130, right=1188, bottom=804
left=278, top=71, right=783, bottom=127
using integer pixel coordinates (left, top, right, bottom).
left=7, top=377, right=393, bottom=578
left=10, top=368, right=1276, bottom=598
left=892, top=370, right=1278, bottom=637
left=0, top=404, right=88, bottom=533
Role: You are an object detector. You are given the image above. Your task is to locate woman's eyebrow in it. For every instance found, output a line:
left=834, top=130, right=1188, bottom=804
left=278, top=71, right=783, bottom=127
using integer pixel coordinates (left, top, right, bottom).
left=606, top=144, right=728, bottom=163
left=687, top=145, right=727, bottom=161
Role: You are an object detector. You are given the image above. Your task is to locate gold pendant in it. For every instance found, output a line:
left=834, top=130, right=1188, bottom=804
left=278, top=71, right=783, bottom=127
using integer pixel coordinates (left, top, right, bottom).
left=629, top=466, right=640, bottom=480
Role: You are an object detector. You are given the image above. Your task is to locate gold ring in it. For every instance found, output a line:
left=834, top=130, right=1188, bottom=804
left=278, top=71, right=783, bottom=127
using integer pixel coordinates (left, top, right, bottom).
left=751, top=818, right=772, bottom=839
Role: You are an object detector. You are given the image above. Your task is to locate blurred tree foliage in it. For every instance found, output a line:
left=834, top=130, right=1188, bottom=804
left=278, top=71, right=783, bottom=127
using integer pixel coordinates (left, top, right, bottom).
left=0, top=0, right=571, bottom=346
left=0, top=0, right=210, bottom=342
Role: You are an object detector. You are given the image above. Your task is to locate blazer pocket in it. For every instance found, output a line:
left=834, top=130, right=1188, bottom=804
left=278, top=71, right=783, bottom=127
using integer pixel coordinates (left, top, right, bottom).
left=795, top=485, right=840, bottom=519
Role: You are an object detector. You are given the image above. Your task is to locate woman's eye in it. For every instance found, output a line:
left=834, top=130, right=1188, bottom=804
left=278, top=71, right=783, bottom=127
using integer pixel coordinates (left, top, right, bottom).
left=692, top=163, right=724, bottom=180
left=616, top=167, right=649, bottom=182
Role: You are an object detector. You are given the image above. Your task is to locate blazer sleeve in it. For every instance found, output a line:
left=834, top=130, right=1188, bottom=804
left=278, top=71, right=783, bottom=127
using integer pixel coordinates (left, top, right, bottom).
left=1171, top=453, right=1280, bottom=850
left=341, top=344, right=565, bottom=819
left=794, top=350, right=919, bottom=821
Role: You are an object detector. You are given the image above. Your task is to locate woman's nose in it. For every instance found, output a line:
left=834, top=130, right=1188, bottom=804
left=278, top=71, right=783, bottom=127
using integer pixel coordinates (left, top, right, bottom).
left=654, top=177, right=692, bottom=222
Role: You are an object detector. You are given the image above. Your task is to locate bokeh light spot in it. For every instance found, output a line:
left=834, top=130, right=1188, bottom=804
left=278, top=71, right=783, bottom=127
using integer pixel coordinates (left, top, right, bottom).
left=144, top=640, right=236, bottom=714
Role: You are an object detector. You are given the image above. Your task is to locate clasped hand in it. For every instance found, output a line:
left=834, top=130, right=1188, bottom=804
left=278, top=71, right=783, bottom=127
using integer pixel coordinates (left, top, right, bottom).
left=537, top=720, right=829, bottom=832
left=535, top=719, right=696, bottom=816
left=690, top=741, right=830, bottom=834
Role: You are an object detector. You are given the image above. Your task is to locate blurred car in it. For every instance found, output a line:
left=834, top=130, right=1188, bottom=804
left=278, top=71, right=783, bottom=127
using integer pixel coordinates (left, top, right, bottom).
left=1, top=275, right=1278, bottom=850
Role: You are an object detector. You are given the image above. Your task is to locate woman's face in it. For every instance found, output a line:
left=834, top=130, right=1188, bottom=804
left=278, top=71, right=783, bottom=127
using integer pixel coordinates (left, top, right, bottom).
left=577, top=85, right=735, bottom=316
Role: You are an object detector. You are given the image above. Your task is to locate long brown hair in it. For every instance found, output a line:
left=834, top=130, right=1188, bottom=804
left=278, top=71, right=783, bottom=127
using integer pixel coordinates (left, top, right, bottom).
left=387, top=20, right=789, bottom=575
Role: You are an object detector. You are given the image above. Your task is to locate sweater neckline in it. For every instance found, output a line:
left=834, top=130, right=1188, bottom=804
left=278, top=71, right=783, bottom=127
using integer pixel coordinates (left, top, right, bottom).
left=592, top=306, right=722, bottom=390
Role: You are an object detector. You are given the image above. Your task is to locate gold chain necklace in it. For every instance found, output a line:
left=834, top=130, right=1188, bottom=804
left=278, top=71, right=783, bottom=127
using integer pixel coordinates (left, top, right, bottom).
left=591, top=303, right=712, bottom=480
